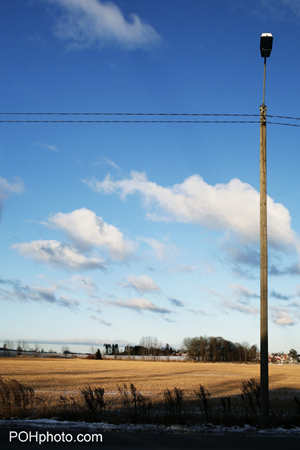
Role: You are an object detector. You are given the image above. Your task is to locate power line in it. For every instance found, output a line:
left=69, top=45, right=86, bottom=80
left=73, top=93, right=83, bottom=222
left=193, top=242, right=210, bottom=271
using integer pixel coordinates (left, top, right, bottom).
left=0, top=112, right=260, bottom=116
left=0, top=119, right=262, bottom=123
left=1, top=120, right=300, bottom=127
left=0, top=112, right=300, bottom=126
left=1, top=112, right=300, bottom=121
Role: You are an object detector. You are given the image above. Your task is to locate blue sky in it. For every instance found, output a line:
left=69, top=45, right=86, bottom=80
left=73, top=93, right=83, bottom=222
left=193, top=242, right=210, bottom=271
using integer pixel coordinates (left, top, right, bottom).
left=1, top=0, right=300, bottom=353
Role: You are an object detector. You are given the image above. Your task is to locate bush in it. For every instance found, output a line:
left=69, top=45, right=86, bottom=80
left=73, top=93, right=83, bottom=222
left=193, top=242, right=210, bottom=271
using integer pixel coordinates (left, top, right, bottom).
left=79, top=386, right=106, bottom=417
left=163, top=387, right=184, bottom=421
left=0, top=377, right=35, bottom=418
left=194, top=384, right=210, bottom=422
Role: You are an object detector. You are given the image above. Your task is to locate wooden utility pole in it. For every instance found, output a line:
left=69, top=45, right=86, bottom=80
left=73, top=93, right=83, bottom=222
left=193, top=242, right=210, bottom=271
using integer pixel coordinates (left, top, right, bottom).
left=260, top=57, right=269, bottom=429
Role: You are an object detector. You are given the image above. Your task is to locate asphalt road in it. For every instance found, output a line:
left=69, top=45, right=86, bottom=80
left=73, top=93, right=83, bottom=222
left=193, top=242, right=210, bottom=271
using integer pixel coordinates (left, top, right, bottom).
left=1, top=428, right=300, bottom=450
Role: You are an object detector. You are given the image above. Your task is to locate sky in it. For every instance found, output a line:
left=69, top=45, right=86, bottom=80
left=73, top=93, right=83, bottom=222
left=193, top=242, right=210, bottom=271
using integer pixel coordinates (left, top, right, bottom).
left=1, top=0, right=300, bottom=354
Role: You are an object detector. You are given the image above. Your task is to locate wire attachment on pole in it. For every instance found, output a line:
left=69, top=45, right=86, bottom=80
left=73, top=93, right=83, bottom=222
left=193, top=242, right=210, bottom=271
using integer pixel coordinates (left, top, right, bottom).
left=260, top=104, right=267, bottom=126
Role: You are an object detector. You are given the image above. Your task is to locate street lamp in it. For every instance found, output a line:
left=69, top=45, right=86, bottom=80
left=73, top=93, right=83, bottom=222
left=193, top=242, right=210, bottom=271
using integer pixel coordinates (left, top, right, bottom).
left=260, top=32, right=273, bottom=429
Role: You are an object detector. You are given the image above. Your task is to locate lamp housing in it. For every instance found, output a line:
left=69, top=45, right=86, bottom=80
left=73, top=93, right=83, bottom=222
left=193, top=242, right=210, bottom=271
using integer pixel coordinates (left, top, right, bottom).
left=260, top=33, right=273, bottom=57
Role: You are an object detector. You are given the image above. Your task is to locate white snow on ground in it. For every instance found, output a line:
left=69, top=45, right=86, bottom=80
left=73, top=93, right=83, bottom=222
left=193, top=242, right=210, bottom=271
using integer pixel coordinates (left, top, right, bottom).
left=0, top=419, right=300, bottom=437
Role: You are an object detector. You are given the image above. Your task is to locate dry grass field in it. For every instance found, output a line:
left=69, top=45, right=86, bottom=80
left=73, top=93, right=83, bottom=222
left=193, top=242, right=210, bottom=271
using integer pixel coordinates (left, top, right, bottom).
left=1, top=357, right=300, bottom=426
left=1, top=357, right=300, bottom=401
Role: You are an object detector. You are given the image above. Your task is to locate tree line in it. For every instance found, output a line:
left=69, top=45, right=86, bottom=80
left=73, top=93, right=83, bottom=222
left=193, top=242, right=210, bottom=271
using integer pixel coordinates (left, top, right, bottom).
left=2, top=337, right=298, bottom=363
left=182, top=336, right=258, bottom=363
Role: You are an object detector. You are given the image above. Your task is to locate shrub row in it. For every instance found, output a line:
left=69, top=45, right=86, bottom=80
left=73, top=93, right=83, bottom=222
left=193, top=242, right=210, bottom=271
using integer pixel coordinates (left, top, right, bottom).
left=1, top=376, right=300, bottom=428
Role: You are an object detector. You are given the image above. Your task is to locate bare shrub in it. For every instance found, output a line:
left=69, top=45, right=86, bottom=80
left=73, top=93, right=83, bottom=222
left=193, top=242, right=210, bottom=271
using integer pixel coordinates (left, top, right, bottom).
left=79, top=385, right=106, bottom=416
left=194, top=384, right=210, bottom=422
left=220, top=396, right=231, bottom=421
left=163, top=387, right=184, bottom=421
left=0, top=377, right=36, bottom=418
left=116, top=383, right=152, bottom=422
left=240, top=378, right=260, bottom=417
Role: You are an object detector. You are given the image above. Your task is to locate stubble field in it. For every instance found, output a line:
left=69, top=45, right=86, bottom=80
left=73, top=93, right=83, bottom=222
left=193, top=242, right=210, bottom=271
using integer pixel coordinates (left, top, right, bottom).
left=1, top=357, right=300, bottom=401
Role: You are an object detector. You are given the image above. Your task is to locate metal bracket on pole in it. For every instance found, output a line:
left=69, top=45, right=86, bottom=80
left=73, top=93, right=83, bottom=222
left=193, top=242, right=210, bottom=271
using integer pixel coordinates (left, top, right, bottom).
left=260, top=104, right=267, bottom=125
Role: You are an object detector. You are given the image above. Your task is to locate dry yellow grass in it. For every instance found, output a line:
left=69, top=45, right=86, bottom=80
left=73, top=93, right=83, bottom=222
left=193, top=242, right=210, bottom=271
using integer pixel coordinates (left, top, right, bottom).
left=1, top=357, right=300, bottom=402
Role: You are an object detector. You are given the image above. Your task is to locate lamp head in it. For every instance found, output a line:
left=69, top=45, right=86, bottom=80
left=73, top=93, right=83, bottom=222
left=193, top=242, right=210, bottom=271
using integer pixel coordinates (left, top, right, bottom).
left=260, top=33, right=273, bottom=57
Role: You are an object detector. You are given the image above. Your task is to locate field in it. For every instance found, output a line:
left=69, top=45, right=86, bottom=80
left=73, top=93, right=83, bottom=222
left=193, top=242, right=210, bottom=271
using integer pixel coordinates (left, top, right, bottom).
left=1, top=357, right=300, bottom=399
left=1, top=357, right=300, bottom=427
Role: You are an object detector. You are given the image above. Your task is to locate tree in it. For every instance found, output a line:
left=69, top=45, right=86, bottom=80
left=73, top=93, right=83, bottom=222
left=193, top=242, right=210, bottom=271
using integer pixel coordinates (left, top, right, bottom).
left=139, top=336, right=159, bottom=359
left=104, top=343, right=111, bottom=355
left=289, top=348, right=297, bottom=361
left=183, top=337, right=203, bottom=361
left=21, top=341, right=29, bottom=352
left=3, top=340, right=15, bottom=356
left=34, top=343, right=41, bottom=354
left=95, top=349, right=102, bottom=360
left=61, top=346, right=70, bottom=357
left=16, top=340, right=22, bottom=356
left=249, top=345, right=258, bottom=362
left=111, top=343, right=119, bottom=359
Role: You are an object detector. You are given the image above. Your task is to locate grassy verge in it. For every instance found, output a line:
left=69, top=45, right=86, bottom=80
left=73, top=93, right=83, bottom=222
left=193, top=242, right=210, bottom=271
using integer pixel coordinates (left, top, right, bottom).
left=1, top=376, right=300, bottom=429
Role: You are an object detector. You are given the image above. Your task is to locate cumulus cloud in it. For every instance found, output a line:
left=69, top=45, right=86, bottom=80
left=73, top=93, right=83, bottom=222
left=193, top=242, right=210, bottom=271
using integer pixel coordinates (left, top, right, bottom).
left=119, top=275, right=160, bottom=294
left=0, top=278, right=79, bottom=310
left=47, top=208, right=135, bottom=261
left=13, top=208, right=136, bottom=271
left=47, top=0, right=163, bottom=50
left=0, top=177, right=24, bottom=219
left=85, top=171, right=300, bottom=255
left=12, top=240, right=106, bottom=271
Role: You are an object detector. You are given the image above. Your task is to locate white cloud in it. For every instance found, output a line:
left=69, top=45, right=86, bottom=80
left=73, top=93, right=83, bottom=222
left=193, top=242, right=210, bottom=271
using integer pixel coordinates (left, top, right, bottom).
left=120, top=275, right=160, bottom=294
left=93, top=157, right=120, bottom=170
left=0, top=176, right=24, bottom=219
left=34, top=142, right=58, bottom=152
left=270, top=306, right=297, bottom=326
left=47, top=208, right=136, bottom=261
left=140, top=237, right=174, bottom=261
left=229, top=284, right=259, bottom=300
left=85, top=171, right=300, bottom=254
left=221, top=299, right=259, bottom=315
left=99, top=296, right=171, bottom=314
left=61, top=275, right=98, bottom=294
left=12, top=240, right=106, bottom=271
left=47, top=0, right=162, bottom=50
